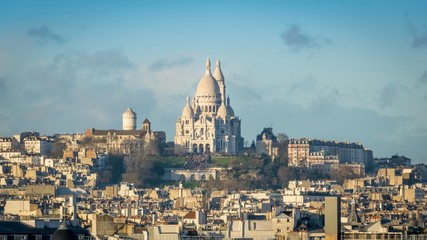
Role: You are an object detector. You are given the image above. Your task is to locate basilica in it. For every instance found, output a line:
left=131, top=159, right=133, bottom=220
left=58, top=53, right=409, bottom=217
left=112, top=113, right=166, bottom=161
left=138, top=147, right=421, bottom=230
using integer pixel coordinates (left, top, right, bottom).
left=174, top=59, right=243, bottom=154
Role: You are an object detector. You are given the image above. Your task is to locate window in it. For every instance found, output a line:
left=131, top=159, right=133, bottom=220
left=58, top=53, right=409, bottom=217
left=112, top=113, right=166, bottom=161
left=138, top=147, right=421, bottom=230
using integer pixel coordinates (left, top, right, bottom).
left=14, top=236, right=27, bottom=240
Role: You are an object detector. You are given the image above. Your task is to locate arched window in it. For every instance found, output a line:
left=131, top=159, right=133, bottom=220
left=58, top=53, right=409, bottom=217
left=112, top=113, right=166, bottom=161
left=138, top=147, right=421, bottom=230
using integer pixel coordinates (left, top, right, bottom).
left=209, top=106, right=212, bottom=112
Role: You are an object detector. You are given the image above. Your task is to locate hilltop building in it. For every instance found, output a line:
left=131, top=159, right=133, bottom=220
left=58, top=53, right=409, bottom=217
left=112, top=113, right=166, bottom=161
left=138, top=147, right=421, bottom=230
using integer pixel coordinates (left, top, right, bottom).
left=84, top=108, right=165, bottom=154
left=288, top=138, right=373, bottom=167
left=256, top=128, right=279, bottom=159
left=24, top=136, right=53, bottom=156
left=0, top=137, right=19, bottom=151
left=174, top=59, right=243, bottom=154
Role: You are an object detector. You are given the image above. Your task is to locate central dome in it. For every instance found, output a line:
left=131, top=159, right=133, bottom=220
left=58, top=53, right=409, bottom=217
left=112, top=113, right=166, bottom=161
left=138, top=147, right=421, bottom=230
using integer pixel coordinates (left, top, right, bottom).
left=195, top=58, right=221, bottom=97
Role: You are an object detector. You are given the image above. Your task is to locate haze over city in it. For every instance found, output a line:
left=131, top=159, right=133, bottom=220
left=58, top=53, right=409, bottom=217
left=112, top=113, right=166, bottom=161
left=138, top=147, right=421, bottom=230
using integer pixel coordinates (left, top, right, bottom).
left=0, top=1, right=426, bottom=162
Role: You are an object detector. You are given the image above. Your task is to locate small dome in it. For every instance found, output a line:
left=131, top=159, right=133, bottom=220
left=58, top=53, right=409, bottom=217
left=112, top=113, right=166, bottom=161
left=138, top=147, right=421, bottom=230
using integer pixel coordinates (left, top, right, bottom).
left=182, top=97, right=194, bottom=118
left=227, top=105, right=235, bottom=117
left=226, top=96, right=235, bottom=117
left=123, top=108, right=136, bottom=117
left=217, top=103, right=228, bottom=119
left=196, top=59, right=221, bottom=97
left=50, top=222, right=78, bottom=240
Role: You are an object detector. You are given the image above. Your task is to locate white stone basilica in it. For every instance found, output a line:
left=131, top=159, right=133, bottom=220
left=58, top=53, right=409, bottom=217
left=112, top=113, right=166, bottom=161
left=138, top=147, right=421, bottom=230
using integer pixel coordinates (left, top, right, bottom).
left=174, top=59, right=243, bottom=154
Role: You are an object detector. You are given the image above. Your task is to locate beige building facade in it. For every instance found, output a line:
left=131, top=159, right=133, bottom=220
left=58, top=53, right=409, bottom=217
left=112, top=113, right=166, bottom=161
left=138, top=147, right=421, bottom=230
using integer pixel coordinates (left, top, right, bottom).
left=288, top=139, right=310, bottom=166
left=256, top=128, right=279, bottom=159
left=0, top=137, right=19, bottom=151
left=24, top=136, right=52, bottom=156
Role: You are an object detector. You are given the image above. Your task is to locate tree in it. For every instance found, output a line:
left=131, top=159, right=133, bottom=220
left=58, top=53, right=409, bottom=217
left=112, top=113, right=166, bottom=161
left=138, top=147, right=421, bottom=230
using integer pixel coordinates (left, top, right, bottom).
left=250, top=140, right=256, bottom=149
left=275, top=136, right=289, bottom=166
left=249, top=157, right=264, bottom=169
left=50, top=141, right=66, bottom=158
left=96, top=154, right=125, bottom=184
left=98, top=168, right=113, bottom=184
left=276, top=133, right=289, bottom=143
left=222, top=178, right=249, bottom=191
left=122, top=139, right=161, bottom=187
left=264, top=162, right=278, bottom=178
left=330, top=165, right=360, bottom=184
left=277, top=166, right=300, bottom=188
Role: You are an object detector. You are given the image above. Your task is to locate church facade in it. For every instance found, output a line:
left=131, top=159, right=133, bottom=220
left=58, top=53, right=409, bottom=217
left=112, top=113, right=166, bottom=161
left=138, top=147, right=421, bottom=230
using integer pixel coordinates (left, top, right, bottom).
left=174, top=59, right=243, bottom=154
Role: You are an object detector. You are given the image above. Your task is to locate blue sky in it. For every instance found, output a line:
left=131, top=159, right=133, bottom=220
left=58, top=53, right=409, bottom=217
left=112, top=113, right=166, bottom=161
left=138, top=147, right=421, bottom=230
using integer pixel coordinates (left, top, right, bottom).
left=0, top=1, right=426, bottom=163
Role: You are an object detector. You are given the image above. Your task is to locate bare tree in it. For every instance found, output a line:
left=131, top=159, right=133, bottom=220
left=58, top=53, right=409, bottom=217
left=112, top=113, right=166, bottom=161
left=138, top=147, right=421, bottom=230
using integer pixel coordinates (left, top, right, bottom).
left=50, top=141, right=66, bottom=158
left=275, top=133, right=289, bottom=165
left=122, top=139, right=161, bottom=187
left=276, top=133, right=289, bottom=143
left=330, top=165, right=360, bottom=184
